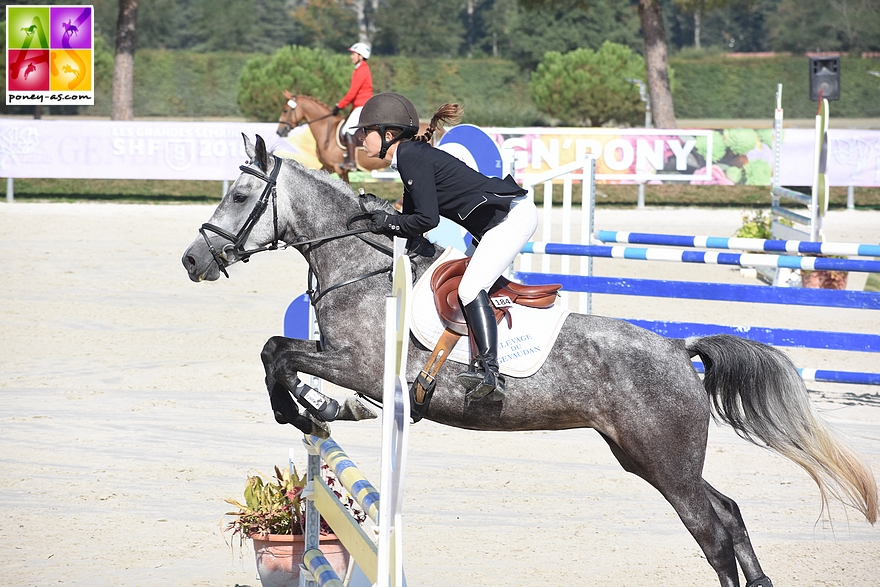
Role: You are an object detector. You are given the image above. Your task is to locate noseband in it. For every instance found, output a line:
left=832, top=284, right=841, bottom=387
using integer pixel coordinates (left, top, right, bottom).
left=198, top=156, right=283, bottom=278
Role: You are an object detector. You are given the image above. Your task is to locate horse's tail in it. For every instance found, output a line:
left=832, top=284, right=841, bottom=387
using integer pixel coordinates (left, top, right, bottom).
left=686, top=334, right=878, bottom=524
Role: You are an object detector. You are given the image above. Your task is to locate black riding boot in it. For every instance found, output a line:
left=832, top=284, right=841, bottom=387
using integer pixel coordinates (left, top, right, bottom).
left=341, top=135, right=358, bottom=171
left=457, top=290, right=505, bottom=401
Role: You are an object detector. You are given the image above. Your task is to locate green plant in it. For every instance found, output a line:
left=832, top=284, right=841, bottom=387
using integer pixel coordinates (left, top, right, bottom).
left=224, top=464, right=367, bottom=542
left=236, top=45, right=350, bottom=121
left=529, top=41, right=649, bottom=127
left=735, top=209, right=772, bottom=239
left=225, top=465, right=307, bottom=538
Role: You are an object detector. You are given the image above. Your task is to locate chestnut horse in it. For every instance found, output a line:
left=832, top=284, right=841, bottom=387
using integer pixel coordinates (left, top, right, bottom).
left=275, top=91, right=436, bottom=184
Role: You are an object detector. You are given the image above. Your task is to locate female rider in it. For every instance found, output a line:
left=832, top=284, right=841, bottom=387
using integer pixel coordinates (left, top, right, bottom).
left=354, top=92, right=538, bottom=402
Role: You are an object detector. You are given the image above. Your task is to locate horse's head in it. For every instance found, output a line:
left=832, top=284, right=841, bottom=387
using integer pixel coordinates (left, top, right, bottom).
left=182, top=134, right=284, bottom=282
left=277, top=90, right=305, bottom=138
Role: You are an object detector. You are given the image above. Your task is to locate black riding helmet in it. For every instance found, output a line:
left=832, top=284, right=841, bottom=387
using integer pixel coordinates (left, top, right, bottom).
left=354, top=92, right=420, bottom=158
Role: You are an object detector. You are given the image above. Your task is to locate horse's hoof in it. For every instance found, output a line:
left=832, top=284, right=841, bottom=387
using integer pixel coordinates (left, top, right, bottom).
left=337, top=397, right=377, bottom=421
left=308, top=418, right=331, bottom=439
left=746, top=575, right=773, bottom=587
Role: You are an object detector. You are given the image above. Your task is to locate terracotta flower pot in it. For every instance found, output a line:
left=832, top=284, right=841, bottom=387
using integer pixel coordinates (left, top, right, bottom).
left=801, top=270, right=848, bottom=290
left=250, top=533, right=350, bottom=587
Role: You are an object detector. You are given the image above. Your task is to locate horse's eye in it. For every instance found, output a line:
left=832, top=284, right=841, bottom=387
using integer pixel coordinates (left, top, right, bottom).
left=233, top=193, right=248, bottom=203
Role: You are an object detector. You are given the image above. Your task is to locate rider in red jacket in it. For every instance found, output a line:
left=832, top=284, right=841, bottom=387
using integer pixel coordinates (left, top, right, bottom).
left=333, top=42, right=373, bottom=171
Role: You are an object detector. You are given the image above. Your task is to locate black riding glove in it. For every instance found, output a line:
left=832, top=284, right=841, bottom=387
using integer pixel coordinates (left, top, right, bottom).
left=332, top=105, right=341, bottom=116
left=368, top=211, right=391, bottom=233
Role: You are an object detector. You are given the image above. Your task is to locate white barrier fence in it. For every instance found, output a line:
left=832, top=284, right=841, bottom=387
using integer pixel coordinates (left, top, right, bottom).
left=298, top=242, right=411, bottom=587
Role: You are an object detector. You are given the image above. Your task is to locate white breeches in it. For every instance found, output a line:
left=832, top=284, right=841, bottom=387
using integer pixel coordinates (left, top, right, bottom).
left=344, top=107, right=363, bottom=135
left=458, top=195, right=538, bottom=305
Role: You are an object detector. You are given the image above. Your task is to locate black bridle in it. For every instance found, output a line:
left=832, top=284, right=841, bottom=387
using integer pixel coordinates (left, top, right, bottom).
left=197, top=155, right=399, bottom=295
left=198, top=156, right=284, bottom=278
left=278, top=97, right=335, bottom=136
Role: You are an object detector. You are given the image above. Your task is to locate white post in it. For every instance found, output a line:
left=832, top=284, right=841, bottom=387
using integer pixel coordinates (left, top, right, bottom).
left=221, top=180, right=229, bottom=196
left=637, top=182, right=645, bottom=209
left=581, top=158, right=596, bottom=315
left=378, top=238, right=411, bottom=587
left=847, top=185, right=855, bottom=210
left=6, top=177, right=13, bottom=203
left=810, top=98, right=829, bottom=242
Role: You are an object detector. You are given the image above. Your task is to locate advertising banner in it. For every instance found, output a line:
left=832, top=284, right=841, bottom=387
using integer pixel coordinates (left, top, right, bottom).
left=485, top=127, right=880, bottom=187
left=0, top=118, right=878, bottom=187
left=0, top=119, right=318, bottom=180
left=6, top=5, right=95, bottom=106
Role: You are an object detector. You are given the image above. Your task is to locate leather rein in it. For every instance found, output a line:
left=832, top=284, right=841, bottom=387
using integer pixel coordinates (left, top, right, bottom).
left=199, top=154, right=415, bottom=305
left=278, top=98, right=336, bottom=149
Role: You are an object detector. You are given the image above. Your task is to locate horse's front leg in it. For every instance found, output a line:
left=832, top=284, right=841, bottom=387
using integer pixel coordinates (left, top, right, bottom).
left=261, top=336, right=376, bottom=437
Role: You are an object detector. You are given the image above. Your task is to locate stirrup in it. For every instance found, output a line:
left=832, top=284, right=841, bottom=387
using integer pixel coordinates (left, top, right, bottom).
left=457, top=359, right=504, bottom=402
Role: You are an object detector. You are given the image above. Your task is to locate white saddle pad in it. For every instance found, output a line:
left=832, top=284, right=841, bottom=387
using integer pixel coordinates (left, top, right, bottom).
left=410, top=247, right=570, bottom=378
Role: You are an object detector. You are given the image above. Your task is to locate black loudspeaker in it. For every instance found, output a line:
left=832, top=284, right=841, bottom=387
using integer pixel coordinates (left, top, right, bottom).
left=809, top=57, right=840, bottom=101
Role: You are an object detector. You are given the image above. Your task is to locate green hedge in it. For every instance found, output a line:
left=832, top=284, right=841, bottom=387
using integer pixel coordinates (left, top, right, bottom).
left=670, top=55, right=880, bottom=119
left=4, top=49, right=877, bottom=121
left=369, top=57, right=544, bottom=127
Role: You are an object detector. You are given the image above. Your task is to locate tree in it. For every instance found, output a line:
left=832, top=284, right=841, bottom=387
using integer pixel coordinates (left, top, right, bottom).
left=673, top=0, right=725, bottom=48
left=638, top=0, right=676, bottom=127
left=237, top=45, right=350, bottom=121
left=371, top=0, right=465, bottom=57
left=111, top=0, right=138, bottom=120
left=296, top=0, right=360, bottom=53
left=517, top=0, right=676, bottom=127
left=766, top=0, right=880, bottom=53
left=529, top=42, right=648, bottom=126
left=506, top=0, right=641, bottom=70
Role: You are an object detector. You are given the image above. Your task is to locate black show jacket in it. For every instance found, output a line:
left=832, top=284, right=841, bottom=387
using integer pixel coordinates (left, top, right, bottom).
left=386, top=140, right=527, bottom=241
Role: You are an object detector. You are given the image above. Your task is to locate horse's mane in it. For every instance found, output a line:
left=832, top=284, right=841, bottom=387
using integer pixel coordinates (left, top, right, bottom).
left=275, top=155, right=399, bottom=216
left=295, top=94, right=334, bottom=112
left=358, top=192, right=398, bottom=215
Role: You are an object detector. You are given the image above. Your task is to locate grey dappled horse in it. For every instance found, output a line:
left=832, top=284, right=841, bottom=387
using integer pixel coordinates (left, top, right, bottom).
left=182, top=135, right=878, bottom=587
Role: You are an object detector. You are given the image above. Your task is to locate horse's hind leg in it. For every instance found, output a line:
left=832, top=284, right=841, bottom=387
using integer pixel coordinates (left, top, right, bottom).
left=598, top=432, right=740, bottom=587
left=704, top=481, right=774, bottom=587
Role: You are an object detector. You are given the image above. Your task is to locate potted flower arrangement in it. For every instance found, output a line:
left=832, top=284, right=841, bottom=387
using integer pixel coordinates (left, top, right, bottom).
left=225, top=464, right=367, bottom=587
left=801, top=255, right=849, bottom=290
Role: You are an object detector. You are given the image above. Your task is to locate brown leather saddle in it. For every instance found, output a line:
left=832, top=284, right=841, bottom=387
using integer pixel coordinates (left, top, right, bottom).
left=335, top=120, right=348, bottom=149
left=430, top=257, right=561, bottom=336
left=408, top=256, right=561, bottom=422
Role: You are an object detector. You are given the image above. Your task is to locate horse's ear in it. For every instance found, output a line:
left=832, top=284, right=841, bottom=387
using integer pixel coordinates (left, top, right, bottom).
left=242, top=133, right=256, bottom=162
left=282, top=90, right=293, bottom=100
left=254, top=135, right=269, bottom=171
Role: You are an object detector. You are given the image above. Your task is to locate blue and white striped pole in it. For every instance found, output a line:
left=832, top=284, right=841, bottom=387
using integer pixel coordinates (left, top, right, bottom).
left=521, top=242, right=880, bottom=273
left=691, top=361, right=880, bottom=386
left=596, top=230, right=880, bottom=258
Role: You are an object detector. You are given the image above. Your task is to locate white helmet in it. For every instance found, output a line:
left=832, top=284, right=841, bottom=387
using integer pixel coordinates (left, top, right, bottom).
left=349, top=42, right=371, bottom=60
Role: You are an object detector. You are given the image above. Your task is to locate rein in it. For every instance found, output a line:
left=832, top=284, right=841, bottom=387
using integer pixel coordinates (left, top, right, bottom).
left=199, top=155, right=413, bottom=304
left=300, top=199, right=411, bottom=305
left=279, top=97, right=336, bottom=137
left=278, top=111, right=335, bottom=134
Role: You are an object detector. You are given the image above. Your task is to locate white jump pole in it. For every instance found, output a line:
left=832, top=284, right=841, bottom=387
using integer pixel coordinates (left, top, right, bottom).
left=377, top=237, right=412, bottom=587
